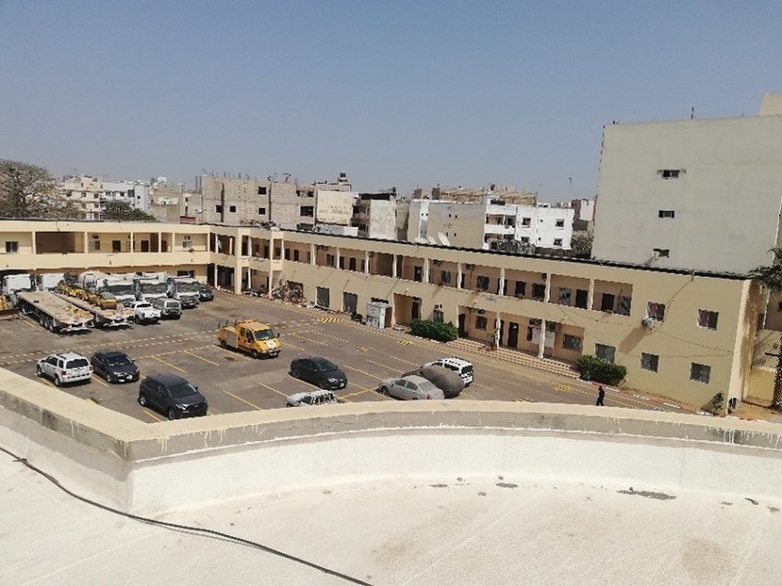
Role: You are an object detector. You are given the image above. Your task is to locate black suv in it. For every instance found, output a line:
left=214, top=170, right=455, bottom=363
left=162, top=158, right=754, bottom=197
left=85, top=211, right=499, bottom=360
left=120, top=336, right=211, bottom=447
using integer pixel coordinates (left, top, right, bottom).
left=138, top=373, right=208, bottom=420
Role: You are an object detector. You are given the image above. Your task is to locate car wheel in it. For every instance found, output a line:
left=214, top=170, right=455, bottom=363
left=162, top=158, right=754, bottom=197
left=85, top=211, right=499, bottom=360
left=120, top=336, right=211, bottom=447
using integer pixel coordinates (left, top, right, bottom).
left=138, top=393, right=147, bottom=406
left=106, top=373, right=114, bottom=384
left=220, top=339, right=227, bottom=348
left=36, top=365, right=43, bottom=378
left=291, top=369, right=299, bottom=379
left=135, top=315, right=141, bottom=324
left=380, top=386, right=389, bottom=396
left=53, top=375, right=62, bottom=387
left=251, top=349, right=260, bottom=359
left=167, top=408, right=176, bottom=420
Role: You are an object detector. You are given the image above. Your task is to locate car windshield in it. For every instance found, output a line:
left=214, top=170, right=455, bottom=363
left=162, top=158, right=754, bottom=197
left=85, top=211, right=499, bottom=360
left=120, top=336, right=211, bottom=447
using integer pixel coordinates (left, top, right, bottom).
left=66, top=358, right=89, bottom=369
left=254, top=328, right=276, bottom=340
left=168, top=382, right=198, bottom=399
left=178, top=282, right=200, bottom=292
left=107, top=283, right=133, bottom=295
left=106, top=354, right=131, bottom=366
left=135, top=302, right=152, bottom=309
left=313, top=359, right=337, bottom=372
left=142, top=283, right=167, bottom=293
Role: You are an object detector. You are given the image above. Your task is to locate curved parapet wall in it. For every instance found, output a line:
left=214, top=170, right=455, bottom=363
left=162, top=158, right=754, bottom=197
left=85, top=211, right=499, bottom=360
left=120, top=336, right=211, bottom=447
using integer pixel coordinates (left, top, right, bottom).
left=1, top=369, right=782, bottom=514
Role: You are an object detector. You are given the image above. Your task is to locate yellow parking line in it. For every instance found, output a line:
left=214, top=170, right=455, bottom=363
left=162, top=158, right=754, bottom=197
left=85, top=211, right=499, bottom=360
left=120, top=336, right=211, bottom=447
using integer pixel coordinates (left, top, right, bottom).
left=185, top=350, right=220, bottom=366
left=258, top=382, right=288, bottom=398
left=342, top=364, right=382, bottom=380
left=143, top=409, right=163, bottom=422
left=224, top=390, right=263, bottom=410
left=151, top=355, right=186, bottom=373
left=366, top=359, right=400, bottom=371
left=91, top=376, right=109, bottom=388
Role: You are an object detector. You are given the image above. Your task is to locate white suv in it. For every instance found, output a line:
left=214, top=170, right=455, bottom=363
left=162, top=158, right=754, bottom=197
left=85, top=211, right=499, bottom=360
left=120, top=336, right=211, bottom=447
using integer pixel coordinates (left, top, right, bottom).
left=424, top=357, right=474, bottom=386
left=36, top=352, right=93, bottom=386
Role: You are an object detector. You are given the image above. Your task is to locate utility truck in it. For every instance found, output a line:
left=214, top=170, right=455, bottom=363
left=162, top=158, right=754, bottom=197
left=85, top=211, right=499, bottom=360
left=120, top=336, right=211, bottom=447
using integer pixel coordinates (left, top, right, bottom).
left=217, top=319, right=282, bottom=358
left=166, top=276, right=201, bottom=308
left=77, top=271, right=135, bottom=305
left=133, top=273, right=168, bottom=302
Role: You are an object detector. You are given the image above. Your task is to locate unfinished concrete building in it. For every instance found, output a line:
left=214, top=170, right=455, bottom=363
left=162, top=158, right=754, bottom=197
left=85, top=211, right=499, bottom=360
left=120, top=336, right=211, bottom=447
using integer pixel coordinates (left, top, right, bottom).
left=413, top=184, right=537, bottom=206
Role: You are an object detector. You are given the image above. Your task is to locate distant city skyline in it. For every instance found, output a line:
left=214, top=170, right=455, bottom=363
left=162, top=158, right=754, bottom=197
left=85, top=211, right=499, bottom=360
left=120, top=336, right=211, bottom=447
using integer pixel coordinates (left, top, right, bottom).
left=1, top=1, right=780, bottom=201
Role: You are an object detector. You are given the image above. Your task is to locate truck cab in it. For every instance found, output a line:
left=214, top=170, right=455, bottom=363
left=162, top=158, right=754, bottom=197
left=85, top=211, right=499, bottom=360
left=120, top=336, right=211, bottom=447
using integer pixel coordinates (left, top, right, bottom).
left=166, top=277, right=201, bottom=308
left=218, top=319, right=281, bottom=358
left=133, top=277, right=168, bottom=302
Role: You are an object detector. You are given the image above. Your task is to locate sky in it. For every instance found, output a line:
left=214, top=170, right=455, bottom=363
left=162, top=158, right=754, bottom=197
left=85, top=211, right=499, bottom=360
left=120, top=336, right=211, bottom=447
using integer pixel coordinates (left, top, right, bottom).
left=1, top=1, right=780, bottom=201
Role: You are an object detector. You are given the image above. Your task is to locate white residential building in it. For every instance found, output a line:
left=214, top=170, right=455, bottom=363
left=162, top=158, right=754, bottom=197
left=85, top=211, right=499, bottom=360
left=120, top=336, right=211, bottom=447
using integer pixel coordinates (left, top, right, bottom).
left=352, top=193, right=398, bottom=240
left=407, top=198, right=574, bottom=251
left=592, top=93, right=782, bottom=274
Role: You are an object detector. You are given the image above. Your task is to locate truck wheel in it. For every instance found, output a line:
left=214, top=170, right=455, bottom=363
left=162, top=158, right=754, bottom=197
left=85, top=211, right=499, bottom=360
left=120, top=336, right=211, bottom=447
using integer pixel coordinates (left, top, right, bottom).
left=135, top=315, right=141, bottom=324
left=251, top=350, right=260, bottom=359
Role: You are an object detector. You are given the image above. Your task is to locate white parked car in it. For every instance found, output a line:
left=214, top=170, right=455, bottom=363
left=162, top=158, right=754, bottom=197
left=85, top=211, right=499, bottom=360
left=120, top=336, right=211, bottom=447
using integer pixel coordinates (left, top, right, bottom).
left=378, top=375, right=445, bottom=401
left=129, top=300, right=161, bottom=324
left=36, top=351, right=93, bottom=386
left=286, top=389, right=338, bottom=407
left=424, top=357, right=474, bottom=386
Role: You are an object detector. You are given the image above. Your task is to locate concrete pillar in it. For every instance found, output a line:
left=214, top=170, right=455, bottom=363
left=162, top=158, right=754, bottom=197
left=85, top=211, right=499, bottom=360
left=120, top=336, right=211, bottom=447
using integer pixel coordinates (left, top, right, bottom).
left=364, top=250, right=370, bottom=274
left=538, top=319, right=546, bottom=359
left=336, top=247, right=341, bottom=270
left=587, top=278, right=595, bottom=310
left=310, top=243, right=316, bottom=265
left=229, top=236, right=234, bottom=256
left=494, top=312, right=502, bottom=348
left=499, top=267, right=506, bottom=296
left=82, top=232, right=87, bottom=253
left=423, top=258, right=430, bottom=284
left=129, top=232, right=134, bottom=253
left=31, top=231, right=37, bottom=255
left=247, top=266, right=251, bottom=290
left=543, top=272, right=551, bottom=303
left=171, top=232, right=176, bottom=252
left=457, top=263, right=463, bottom=290
left=157, top=231, right=162, bottom=253
left=392, top=254, right=398, bottom=278
left=212, top=264, right=217, bottom=286
left=233, top=253, right=241, bottom=295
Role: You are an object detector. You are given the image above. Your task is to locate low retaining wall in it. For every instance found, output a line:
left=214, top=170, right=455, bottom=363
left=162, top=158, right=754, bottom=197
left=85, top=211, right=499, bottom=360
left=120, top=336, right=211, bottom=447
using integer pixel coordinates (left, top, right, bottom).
left=2, top=370, right=782, bottom=514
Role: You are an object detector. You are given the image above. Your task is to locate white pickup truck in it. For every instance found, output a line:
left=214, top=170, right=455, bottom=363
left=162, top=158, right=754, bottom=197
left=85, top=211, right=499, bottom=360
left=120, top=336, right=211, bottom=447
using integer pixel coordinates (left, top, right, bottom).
left=129, top=300, right=161, bottom=324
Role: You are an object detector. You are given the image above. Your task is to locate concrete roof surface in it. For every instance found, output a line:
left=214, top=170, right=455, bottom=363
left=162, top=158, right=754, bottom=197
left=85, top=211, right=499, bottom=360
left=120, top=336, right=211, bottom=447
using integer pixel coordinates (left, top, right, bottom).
left=3, top=451, right=782, bottom=586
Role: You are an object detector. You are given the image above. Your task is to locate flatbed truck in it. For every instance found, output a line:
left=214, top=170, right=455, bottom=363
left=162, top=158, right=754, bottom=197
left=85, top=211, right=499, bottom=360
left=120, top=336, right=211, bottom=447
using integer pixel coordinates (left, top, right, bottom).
left=16, top=291, right=93, bottom=333
left=50, top=292, right=134, bottom=328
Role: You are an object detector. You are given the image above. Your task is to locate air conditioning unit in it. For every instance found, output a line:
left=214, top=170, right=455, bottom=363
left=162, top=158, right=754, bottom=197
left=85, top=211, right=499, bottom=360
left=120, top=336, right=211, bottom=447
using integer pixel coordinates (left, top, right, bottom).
left=641, top=317, right=655, bottom=330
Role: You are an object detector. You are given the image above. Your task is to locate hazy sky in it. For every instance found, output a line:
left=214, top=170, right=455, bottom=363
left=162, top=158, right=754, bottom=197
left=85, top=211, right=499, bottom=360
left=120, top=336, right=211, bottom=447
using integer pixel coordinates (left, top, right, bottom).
left=1, top=1, right=780, bottom=201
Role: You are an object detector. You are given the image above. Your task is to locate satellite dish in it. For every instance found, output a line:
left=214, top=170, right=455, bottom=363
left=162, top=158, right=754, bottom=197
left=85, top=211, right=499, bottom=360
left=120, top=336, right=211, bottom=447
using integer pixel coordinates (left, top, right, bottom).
left=437, top=232, right=451, bottom=246
left=427, top=236, right=437, bottom=244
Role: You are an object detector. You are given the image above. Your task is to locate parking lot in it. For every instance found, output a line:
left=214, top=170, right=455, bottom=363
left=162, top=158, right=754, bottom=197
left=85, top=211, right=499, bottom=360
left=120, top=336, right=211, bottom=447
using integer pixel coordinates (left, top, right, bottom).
left=0, top=291, right=693, bottom=422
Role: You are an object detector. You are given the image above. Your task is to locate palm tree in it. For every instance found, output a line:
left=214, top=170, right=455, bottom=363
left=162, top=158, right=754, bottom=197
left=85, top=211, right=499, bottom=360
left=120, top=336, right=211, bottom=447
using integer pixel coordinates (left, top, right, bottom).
left=749, top=247, right=782, bottom=410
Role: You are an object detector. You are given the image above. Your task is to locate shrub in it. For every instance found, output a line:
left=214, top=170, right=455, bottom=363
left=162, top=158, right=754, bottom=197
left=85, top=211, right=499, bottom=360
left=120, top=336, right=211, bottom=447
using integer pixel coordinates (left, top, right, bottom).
left=575, top=355, right=627, bottom=385
left=410, top=319, right=458, bottom=342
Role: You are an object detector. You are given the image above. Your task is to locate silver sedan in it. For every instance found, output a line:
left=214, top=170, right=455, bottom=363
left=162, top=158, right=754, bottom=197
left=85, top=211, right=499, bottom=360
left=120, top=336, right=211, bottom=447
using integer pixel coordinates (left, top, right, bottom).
left=378, top=375, right=445, bottom=401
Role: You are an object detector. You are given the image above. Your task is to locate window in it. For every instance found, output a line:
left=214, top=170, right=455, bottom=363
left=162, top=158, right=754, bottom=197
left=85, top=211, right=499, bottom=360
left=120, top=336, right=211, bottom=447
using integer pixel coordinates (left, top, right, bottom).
left=258, top=186, right=267, bottom=195
left=326, top=254, right=335, bottom=267
left=348, top=257, right=356, bottom=271
left=553, top=238, right=563, bottom=246
left=293, top=249, right=300, bottom=262
left=601, top=293, right=615, bottom=312
left=520, top=236, right=530, bottom=243
left=531, top=283, right=546, bottom=300
left=558, top=287, right=571, bottom=304
left=112, top=240, right=121, bottom=253
left=575, top=289, right=588, bottom=309
left=440, top=270, right=451, bottom=284
left=215, top=205, right=223, bottom=213
left=229, top=205, right=236, bottom=213
left=595, top=344, right=616, bottom=363
left=258, top=207, right=266, bottom=215
left=617, top=296, right=632, bottom=316
left=5, top=241, right=18, bottom=253
left=413, top=266, right=423, bottom=282
left=653, top=248, right=670, bottom=258
left=433, top=308, right=444, bottom=323
left=640, top=353, right=659, bottom=372
left=661, top=169, right=681, bottom=179
left=658, top=210, right=675, bottom=219
left=690, top=363, right=711, bottom=384
left=647, top=302, right=666, bottom=321
left=555, top=219, right=565, bottom=228
left=562, top=334, right=582, bottom=351
left=300, top=206, right=314, bottom=217
left=521, top=217, right=531, bottom=227
left=182, top=238, right=192, bottom=250
left=476, top=276, right=490, bottom=291
left=697, top=310, right=719, bottom=330
left=514, top=281, right=526, bottom=297
left=475, top=315, right=488, bottom=330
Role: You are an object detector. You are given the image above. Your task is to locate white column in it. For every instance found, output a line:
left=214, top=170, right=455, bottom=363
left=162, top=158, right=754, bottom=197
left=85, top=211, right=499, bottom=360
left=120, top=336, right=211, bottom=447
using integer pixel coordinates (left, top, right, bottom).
left=82, top=232, right=88, bottom=253
left=499, top=267, right=506, bottom=295
left=229, top=236, right=234, bottom=256
left=392, top=254, right=398, bottom=278
left=31, top=231, right=37, bottom=255
left=157, top=231, right=162, bottom=252
left=212, top=264, right=217, bottom=286
left=129, top=232, right=134, bottom=253
left=494, top=312, right=502, bottom=348
left=247, top=266, right=251, bottom=290
left=310, top=243, right=316, bottom=265
left=457, top=263, right=463, bottom=290
left=543, top=272, right=551, bottom=303
left=423, top=258, right=430, bottom=283
left=364, top=250, right=370, bottom=274
left=587, top=278, right=595, bottom=310
left=537, top=318, right=546, bottom=359
left=336, top=247, right=341, bottom=269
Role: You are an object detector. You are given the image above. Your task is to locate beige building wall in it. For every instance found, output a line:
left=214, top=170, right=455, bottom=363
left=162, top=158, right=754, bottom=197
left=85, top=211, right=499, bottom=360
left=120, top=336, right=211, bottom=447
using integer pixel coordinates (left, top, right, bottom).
left=593, top=114, right=782, bottom=274
left=0, top=220, right=763, bottom=409
left=315, top=190, right=354, bottom=224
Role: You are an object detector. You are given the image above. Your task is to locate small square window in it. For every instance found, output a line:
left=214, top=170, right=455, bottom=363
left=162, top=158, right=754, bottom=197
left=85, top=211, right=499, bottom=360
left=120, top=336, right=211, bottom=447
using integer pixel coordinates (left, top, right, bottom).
left=521, top=218, right=531, bottom=227
left=215, top=205, right=223, bottom=213
left=562, top=334, right=582, bottom=351
left=258, top=186, right=267, bottom=195
left=661, top=169, right=681, bottom=179
left=690, top=363, right=711, bottom=384
left=531, top=283, right=546, bottom=300
left=640, top=353, right=659, bottom=372
left=647, top=302, right=666, bottom=321
left=697, top=310, right=719, bottom=330
left=555, top=219, right=565, bottom=228
left=5, top=241, right=19, bottom=253
left=653, top=248, right=670, bottom=258
left=476, top=275, right=490, bottom=291
left=258, top=207, right=266, bottom=215
left=658, top=210, right=675, bottom=219
left=595, top=343, right=616, bottom=363
left=229, top=205, right=236, bottom=213
left=554, top=238, right=563, bottom=246
left=475, top=315, right=488, bottom=330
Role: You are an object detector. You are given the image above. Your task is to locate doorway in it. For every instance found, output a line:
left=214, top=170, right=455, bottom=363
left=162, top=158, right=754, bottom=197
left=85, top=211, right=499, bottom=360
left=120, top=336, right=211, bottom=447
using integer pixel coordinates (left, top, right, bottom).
left=508, top=322, right=519, bottom=348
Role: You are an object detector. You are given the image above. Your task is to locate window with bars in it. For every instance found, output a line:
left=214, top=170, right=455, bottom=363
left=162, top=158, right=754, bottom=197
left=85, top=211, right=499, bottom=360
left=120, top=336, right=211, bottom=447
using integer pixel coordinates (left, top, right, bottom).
left=562, top=334, right=582, bottom=351
left=690, top=363, right=711, bottom=384
left=640, top=353, right=659, bottom=372
left=697, top=310, right=718, bottom=330
left=595, top=343, right=616, bottom=363
left=647, top=302, right=666, bottom=321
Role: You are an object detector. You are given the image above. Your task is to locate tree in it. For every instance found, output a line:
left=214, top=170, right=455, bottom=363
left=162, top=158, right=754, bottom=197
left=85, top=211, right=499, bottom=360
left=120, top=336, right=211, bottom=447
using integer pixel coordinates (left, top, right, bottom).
left=571, top=232, right=593, bottom=258
left=749, top=247, right=782, bottom=410
left=0, top=159, right=79, bottom=219
left=102, top=201, right=158, bottom=222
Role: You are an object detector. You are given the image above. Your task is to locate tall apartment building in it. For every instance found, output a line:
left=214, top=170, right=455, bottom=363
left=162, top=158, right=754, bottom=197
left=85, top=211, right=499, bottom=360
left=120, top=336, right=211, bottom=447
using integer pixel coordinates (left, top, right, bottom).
left=408, top=198, right=574, bottom=251
left=592, top=93, right=782, bottom=274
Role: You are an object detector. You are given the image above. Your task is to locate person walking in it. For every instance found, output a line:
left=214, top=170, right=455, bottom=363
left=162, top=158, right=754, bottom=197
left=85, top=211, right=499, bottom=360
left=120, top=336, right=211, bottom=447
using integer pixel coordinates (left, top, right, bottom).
left=596, top=385, right=606, bottom=407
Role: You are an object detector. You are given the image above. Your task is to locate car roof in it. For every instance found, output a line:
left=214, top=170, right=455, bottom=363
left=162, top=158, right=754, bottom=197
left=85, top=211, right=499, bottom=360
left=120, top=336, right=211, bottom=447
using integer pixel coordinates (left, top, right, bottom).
left=95, top=350, right=129, bottom=359
left=401, top=375, right=430, bottom=385
left=145, top=372, right=187, bottom=385
left=433, top=357, right=472, bottom=366
left=50, top=351, right=87, bottom=360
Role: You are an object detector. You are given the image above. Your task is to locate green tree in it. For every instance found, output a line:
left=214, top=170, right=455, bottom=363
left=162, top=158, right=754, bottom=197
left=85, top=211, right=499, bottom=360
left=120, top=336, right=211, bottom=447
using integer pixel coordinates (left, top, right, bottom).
left=102, top=201, right=157, bottom=222
left=571, top=232, right=593, bottom=258
left=749, top=247, right=782, bottom=410
left=0, top=159, right=79, bottom=219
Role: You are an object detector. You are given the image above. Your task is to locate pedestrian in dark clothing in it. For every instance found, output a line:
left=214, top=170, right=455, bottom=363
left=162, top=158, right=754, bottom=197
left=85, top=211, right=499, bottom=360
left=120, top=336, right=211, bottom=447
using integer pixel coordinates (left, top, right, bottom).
left=596, top=385, right=606, bottom=406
